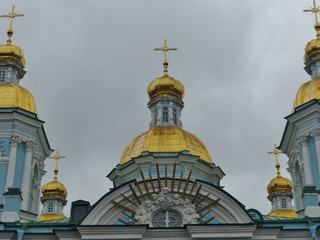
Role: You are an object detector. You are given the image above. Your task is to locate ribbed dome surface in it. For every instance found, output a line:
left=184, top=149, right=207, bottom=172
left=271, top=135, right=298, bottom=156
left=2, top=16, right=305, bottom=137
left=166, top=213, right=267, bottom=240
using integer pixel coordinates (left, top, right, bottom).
left=120, top=126, right=212, bottom=164
left=0, top=83, right=37, bottom=113
left=294, top=78, right=320, bottom=108
left=147, top=74, right=185, bottom=100
left=267, top=175, right=292, bottom=194
left=41, top=179, right=68, bottom=199
left=0, top=43, right=26, bottom=67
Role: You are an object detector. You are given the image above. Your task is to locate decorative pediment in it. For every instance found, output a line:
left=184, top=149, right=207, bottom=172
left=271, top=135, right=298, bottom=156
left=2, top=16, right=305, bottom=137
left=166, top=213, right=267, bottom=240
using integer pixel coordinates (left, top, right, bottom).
left=82, top=164, right=252, bottom=226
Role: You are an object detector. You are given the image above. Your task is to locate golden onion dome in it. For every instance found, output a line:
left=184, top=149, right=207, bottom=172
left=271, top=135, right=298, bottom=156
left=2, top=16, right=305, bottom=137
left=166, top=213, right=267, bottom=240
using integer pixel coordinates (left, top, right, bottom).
left=304, top=37, right=320, bottom=63
left=0, top=43, right=26, bottom=67
left=0, top=83, right=37, bottom=113
left=41, top=179, right=68, bottom=199
left=120, top=126, right=212, bottom=164
left=267, top=175, right=292, bottom=194
left=294, top=77, right=320, bottom=108
left=147, top=74, right=185, bottom=100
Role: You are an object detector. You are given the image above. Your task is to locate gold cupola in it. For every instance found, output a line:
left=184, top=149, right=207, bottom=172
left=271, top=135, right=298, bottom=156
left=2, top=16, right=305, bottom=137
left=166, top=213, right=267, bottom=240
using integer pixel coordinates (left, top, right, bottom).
left=119, top=40, right=213, bottom=165
left=0, top=6, right=37, bottom=114
left=39, top=150, right=68, bottom=221
left=294, top=3, right=320, bottom=108
left=266, top=145, right=296, bottom=218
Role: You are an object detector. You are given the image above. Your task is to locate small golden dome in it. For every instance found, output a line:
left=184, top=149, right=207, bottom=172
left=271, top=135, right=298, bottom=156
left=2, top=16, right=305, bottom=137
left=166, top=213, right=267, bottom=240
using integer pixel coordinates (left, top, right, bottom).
left=294, top=78, right=320, bottom=108
left=0, top=83, right=37, bottom=113
left=304, top=37, right=320, bottom=63
left=267, top=175, right=292, bottom=194
left=147, top=74, right=185, bottom=100
left=0, top=44, right=26, bottom=67
left=120, top=126, right=212, bottom=165
left=41, top=179, right=68, bottom=199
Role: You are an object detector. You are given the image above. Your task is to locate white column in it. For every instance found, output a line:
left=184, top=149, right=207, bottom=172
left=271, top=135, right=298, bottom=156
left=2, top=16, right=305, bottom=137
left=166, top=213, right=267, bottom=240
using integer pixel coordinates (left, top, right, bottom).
left=299, top=136, right=313, bottom=185
left=21, top=141, right=34, bottom=210
left=5, top=136, right=20, bottom=190
left=169, top=102, right=173, bottom=125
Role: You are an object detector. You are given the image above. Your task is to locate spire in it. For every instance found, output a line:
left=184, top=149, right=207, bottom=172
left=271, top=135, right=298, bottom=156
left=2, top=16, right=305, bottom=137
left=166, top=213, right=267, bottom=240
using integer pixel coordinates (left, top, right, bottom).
left=266, top=144, right=296, bottom=218
left=267, top=144, right=284, bottom=176
left=154, top=39, right=177, bottom=74
left=48, top=149, right=66, bottom=181
left=39, top=149, right=68, bottom=221
left=0, top=5, right=24, bottom=44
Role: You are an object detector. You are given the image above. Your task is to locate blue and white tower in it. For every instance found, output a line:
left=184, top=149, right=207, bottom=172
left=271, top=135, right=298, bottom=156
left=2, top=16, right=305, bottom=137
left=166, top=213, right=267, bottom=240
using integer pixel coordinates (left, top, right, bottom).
left=280, top=2, right=320, bottom=218
left=0, top=6, right=51, bottom=222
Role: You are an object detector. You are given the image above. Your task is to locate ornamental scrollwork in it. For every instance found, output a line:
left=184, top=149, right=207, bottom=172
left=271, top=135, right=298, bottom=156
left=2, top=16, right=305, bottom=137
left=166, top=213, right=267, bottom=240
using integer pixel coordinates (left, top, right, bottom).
left=134, top=187, right=199, bottom=225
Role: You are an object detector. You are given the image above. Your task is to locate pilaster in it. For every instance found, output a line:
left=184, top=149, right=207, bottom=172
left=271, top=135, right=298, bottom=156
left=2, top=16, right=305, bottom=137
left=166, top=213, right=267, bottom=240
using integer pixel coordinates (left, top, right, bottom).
left=5, top=136, right=21, bottom=190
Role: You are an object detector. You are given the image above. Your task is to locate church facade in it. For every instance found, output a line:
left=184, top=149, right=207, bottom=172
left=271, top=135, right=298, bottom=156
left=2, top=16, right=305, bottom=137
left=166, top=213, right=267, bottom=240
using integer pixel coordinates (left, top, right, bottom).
left=1, top=3, right=320, bottom=240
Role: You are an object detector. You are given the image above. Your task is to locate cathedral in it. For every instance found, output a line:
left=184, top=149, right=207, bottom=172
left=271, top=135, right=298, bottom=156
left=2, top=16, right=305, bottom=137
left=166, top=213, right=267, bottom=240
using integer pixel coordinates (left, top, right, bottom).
left=1, top=2, right=320, bottom=240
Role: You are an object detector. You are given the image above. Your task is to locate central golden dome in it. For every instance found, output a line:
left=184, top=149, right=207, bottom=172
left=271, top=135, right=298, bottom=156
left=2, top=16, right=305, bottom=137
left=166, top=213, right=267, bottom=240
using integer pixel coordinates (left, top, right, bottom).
left=0, top=83, right=37, bottom=113
left=120, top=126, right=213, bottom=164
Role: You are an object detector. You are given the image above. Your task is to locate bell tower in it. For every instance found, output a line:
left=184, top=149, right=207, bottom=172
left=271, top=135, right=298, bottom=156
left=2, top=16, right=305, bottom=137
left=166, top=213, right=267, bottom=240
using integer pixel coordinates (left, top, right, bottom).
left=280, top=0, right=320, bottom=218
left=0, top=6, right=51, bottom=222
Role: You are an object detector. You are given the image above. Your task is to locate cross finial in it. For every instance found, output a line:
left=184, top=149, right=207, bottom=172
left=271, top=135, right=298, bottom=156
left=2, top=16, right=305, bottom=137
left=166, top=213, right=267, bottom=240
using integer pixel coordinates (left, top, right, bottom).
left=304, top=0, right=320, bottom=37
left=0, top=5, right=24, bottom=44
left=48, top=149, right=66, bottom=180
left=154, top=39, right=177, bottom=74
left=267, top=144, right=284, bottom=176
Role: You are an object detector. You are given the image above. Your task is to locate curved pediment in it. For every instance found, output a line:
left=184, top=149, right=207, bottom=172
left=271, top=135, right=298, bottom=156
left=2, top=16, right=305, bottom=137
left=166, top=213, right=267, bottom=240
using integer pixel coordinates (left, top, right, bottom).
left=82, top=171, right=252, bottom=226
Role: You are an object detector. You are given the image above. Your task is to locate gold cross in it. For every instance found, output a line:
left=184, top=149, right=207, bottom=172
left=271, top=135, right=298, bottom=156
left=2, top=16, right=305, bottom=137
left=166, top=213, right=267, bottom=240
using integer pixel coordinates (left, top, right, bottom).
left=48, top=149, right=66, bottom=180
left=0, top=6, right=24, bottom=44
left=154, top=39, right=177, bottom=73
left=304, top=0, right=320, bottom=35
left=267, top=144, right=284, bottom=176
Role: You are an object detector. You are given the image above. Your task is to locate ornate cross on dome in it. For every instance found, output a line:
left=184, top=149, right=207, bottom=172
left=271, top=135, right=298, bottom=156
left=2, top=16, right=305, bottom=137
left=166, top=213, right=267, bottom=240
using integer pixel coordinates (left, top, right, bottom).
left=154, top=39, right=177, bottom=74
left=48, top=149, right=66, bottom=180
left=267, top=144, right=284, bottom=176
left=304, top=0, right=320, bottom=34
left=0, top=5, right=24, bottom=44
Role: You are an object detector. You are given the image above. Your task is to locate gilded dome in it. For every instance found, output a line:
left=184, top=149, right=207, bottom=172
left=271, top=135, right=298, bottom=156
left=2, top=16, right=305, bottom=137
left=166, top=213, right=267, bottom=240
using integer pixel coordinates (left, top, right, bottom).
left=294, top=78, right=320, bottom=108
left=0, top=44, right=26, bottom=67
left=120, top=126, right=212, bottom=164
left=147, top=74, right=185, bottom=100
left=0, top=83, right=37, bottom=113
left=41, top=179, right=68, bottom=199
left=267, top=175, right=292, bottom=194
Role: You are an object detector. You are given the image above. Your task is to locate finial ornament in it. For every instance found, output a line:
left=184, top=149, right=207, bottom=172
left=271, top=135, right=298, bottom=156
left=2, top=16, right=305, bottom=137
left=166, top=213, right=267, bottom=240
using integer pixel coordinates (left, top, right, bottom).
left=267, top=144, right=284, bottom=176
left=154, top=39, right=177, bottom=74
left=304, top=0, right=320, bottom=37
left=0, top=5, right=24, bottom=44
left=48, top=149, right=66, bottom=180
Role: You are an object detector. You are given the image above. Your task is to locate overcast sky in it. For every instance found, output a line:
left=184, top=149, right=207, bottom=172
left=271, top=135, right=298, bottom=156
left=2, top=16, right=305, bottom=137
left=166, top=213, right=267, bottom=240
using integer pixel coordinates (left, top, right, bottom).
left=1, top=0, right=314, bottom=216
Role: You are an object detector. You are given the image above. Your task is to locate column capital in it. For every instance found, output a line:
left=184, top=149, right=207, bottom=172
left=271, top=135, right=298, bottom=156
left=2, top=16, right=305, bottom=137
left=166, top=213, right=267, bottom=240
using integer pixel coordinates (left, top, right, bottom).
left=10, top=136, right=21, bottom=147
left=25, top=141, right=35, bottom=152
left=312, top=128, right=320, bottom=140
left=298, top=136, right=308, bottom=147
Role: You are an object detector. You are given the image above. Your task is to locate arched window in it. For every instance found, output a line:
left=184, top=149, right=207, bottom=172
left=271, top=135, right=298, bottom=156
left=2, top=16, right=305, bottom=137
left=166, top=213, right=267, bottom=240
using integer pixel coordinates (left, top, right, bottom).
left=173, top=108, right=177, bottom=124
left=163, top=107, right=168, bottom=123
left=281, top=199, right=287, bottom=209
